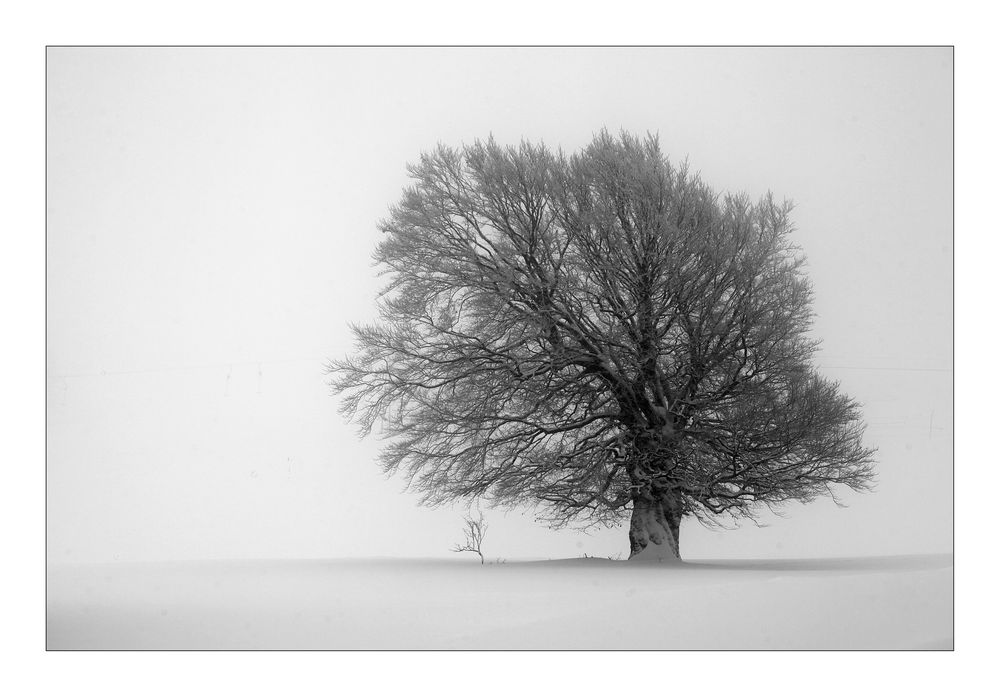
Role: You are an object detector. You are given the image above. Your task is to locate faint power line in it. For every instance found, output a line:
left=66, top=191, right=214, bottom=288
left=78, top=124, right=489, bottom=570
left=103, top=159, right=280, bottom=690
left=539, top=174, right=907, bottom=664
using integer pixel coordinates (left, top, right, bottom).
left=48, top=356, right=330, bottom=380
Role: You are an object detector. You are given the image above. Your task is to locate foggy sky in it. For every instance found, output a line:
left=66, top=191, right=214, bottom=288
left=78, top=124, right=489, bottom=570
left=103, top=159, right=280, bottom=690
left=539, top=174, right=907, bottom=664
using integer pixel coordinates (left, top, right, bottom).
left=46, top=47, right=952, bottom=563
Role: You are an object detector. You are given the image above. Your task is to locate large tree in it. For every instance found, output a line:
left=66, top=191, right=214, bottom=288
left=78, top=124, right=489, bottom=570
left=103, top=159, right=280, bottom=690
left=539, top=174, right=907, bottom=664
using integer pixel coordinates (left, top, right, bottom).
left=330, top=131, right=875, bottom=561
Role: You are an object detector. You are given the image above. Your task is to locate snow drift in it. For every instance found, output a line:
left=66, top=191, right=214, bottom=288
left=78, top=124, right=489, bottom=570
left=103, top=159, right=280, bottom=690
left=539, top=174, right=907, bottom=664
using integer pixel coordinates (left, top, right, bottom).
left=47, top=553, right=952, bottom=650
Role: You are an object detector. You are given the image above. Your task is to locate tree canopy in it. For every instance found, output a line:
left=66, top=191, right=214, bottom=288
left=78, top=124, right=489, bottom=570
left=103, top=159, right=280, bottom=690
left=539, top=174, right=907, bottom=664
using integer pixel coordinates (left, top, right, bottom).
left=330, top=131, right=875, bottom=560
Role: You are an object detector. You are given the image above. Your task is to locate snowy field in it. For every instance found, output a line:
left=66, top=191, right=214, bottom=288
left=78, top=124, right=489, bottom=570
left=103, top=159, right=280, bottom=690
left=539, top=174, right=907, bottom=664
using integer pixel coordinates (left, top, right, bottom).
left=47, top=554, right=952, bottom=650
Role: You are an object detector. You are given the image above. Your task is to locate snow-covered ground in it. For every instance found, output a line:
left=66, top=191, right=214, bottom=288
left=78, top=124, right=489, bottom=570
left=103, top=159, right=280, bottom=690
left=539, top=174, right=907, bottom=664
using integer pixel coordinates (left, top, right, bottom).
left=47, top=553, right=952, bottom=650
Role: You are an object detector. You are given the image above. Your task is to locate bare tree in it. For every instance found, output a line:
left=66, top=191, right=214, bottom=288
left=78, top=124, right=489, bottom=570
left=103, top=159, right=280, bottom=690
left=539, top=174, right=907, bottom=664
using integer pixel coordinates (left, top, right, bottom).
left=330, top=130, right=876, bottom=561
left=452, top=512, right=488, bottom=564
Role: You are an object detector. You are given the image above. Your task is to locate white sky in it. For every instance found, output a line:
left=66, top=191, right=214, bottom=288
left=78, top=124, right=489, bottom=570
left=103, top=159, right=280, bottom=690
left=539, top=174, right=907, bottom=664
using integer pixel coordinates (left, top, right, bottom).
left=46, top=47, right=952, bottom=563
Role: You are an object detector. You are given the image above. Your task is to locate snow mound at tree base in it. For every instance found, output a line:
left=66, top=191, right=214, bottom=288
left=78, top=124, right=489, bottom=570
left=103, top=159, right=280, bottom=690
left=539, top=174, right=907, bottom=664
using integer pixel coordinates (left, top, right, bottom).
left=628, top=543, right=684, bottom=563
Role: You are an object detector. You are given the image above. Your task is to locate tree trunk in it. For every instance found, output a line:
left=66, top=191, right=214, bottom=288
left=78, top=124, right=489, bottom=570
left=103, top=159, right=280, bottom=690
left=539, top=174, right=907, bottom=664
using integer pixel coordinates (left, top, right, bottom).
left=628, top=488, right=683, bottom=562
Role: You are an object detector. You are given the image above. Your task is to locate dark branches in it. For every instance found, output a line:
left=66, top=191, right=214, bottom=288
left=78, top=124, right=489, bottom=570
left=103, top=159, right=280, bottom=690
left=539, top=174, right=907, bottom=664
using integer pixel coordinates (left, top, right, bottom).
left=329, top=130, right=876, bottom=538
